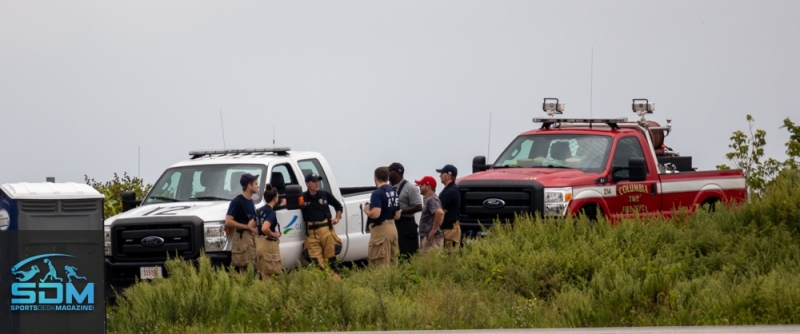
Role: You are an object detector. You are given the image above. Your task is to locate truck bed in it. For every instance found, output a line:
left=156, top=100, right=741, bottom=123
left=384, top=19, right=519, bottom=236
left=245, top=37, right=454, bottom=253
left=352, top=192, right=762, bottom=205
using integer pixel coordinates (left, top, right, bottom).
left=340, top=186, right=376, bottom=196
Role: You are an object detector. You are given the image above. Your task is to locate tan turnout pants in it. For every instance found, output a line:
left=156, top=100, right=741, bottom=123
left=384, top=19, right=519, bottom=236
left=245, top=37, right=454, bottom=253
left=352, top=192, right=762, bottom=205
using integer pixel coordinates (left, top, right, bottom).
left=255, top=237, right=282, bottom=277
left=231, top=230, right=256, bottom=268
left=442, top=221, right=461, bottom=251
left=303, top=221, right=342, bottom=269
left=368, top=220, right=399, bottom=267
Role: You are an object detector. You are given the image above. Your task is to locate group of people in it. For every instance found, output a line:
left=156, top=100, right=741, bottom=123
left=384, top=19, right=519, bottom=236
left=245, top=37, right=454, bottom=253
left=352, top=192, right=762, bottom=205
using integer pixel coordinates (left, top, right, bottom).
left=223, top=162, right=462, bottom=279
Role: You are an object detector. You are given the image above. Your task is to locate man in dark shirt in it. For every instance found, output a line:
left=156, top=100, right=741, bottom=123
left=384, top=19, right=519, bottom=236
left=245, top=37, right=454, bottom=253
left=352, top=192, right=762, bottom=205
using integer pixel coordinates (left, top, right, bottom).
left=225, top=173, right=260, bottom=272
left=388, top=162, right=422, bottom=260
left=301, top=172, right=344, bottom=277
left=436, top=164, right=461, bottom=251
left=364, top=166, right=401, bottom=267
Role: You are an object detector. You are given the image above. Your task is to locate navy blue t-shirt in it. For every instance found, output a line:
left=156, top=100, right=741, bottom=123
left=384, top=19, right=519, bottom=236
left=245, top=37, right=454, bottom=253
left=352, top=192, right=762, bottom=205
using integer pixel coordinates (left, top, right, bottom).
left=367, top=184, right=399, bottom=225
left=257, top=205, right=279, bottom=236
left=226, top=195, right=257, bottom=230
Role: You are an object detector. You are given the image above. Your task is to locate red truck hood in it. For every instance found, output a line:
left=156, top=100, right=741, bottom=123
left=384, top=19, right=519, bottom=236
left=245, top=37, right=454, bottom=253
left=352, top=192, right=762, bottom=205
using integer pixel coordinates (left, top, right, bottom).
left=458, top=168, right=602, bottom=187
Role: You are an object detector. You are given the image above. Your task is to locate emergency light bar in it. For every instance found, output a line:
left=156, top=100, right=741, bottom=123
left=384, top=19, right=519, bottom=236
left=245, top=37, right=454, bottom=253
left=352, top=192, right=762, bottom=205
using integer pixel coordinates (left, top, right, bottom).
left=533, top=117, right=629, bottom=130
left=542, top=97, right=565, bottom=117
left=189, top=147, right=291, bottom=158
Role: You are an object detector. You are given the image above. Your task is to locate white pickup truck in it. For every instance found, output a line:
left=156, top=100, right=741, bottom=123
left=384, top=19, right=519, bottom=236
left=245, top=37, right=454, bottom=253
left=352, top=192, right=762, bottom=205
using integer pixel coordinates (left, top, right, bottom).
left=104, top=147, right=375, bottom=297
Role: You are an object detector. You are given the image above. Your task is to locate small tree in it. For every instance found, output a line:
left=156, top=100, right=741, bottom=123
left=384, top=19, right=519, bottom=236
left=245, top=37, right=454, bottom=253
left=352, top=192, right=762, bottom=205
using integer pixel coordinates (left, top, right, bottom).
left=717, top=115, right=800, bottom=195
left=85, top=172, right=152, bottom=219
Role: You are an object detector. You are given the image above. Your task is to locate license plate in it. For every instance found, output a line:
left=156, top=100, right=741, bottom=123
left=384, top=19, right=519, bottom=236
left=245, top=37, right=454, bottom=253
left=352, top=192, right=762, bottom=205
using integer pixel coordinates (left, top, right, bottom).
left=140, top=266, right=163, bottom=279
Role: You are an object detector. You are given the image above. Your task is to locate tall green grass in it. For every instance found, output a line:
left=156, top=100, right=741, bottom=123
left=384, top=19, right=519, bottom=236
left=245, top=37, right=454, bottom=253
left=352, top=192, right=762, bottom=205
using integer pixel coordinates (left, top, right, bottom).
left=107, top=171, right=800, bottom=333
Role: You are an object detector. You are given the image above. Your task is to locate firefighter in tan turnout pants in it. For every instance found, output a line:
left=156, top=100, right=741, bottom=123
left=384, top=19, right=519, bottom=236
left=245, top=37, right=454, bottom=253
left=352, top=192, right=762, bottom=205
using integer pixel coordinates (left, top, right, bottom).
left=225, top=173, right=260, bottom=272
left=364, top=166, right=401, bottom=267
left=301, top=172, right=344, bottom=278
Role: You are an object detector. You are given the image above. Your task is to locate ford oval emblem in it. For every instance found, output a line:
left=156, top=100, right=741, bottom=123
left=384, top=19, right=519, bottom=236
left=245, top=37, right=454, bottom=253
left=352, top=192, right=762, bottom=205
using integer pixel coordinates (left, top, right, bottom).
left=483, top=198, right=506, bottom=209
left=141, top=236, right=165, bottom=247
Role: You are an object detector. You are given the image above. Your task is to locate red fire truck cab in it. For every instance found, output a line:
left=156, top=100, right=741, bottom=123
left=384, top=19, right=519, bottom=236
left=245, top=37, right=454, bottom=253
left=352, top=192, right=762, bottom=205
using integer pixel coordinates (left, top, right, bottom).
left=458, top=98, right=747, bottom=234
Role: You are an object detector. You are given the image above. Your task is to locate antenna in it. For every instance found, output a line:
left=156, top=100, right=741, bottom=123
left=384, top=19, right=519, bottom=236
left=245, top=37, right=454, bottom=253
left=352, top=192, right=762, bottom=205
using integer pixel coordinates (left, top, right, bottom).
left=487, top=112, right=492, bottom=160
left=219, top=110, right=227, bottom=149
left=272, top=124, right=275, bottom=150
left=590, top=47, right=594, bottom=118
left=138, top=145, right=141, bottom=178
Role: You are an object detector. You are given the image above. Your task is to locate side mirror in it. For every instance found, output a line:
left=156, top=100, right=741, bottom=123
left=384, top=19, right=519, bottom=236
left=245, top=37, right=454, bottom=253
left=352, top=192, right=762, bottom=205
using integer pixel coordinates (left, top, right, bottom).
left=283, top=184, right=303, bottom=210
left=611, top=157, right=648, bottom=183
left=628, top=157, right=647, bottom=182
left=472, top=156, right=489, bottom=173
left=121, top=191, right=141, bottom=212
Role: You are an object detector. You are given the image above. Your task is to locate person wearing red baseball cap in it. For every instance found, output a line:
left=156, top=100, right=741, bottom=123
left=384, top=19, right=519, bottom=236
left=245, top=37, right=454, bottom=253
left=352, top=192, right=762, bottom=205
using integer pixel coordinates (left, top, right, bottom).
left=415, top=175, right=444, bottom=254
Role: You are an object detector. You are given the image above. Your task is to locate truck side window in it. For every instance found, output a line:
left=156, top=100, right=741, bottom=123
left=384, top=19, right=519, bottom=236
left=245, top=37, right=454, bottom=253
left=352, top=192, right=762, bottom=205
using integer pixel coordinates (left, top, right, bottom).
left=270, top=164, right=300, bottom=196
left=298, top=159, right=330, bottom=192
left=612, top=136, right=648, bottom=177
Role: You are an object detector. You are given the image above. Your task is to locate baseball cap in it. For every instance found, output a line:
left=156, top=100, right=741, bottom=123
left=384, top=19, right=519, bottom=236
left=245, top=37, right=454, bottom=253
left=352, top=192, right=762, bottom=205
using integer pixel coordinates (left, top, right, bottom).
left=415, top=176, right=437, bottom=190
left=239, top=173, right=259, bottom=187
left=435, top=164, right=458, bottom=177
left=305, top=172, right=323, bottom=182
left=388, top=162, right=404, bottom=173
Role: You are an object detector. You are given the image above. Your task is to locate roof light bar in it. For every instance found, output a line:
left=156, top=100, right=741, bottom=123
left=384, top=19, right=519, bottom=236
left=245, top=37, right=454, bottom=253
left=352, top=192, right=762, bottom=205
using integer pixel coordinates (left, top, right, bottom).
left=189, top=147, right=291, bottom=158
left=542, top=97, right=565, bottom=117
left=533, top=117, right=629, bottom=130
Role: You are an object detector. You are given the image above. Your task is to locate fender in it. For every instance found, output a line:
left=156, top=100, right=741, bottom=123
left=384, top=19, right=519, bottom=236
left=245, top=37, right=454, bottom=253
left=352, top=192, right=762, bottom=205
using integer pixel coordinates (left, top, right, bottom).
left=570, top=187, right=613, bottom=218
left=691, top=184, right=727, bottom=210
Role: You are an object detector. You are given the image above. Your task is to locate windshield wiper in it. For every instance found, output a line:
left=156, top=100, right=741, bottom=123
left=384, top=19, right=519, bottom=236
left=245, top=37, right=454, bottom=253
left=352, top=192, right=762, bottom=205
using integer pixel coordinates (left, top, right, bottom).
left=494, top=165, right=522, bottom=168
left=541, top=165, right=572, bottom=169
left=189, top=196, right=230, bottom=201
left=147, top=196, right=179, bottom=202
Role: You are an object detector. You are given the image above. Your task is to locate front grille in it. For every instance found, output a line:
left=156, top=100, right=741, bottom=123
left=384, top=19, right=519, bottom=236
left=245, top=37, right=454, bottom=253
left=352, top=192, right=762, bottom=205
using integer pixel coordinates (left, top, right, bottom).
left=113, top=222, right=197, bottom=261
left=456, top=179, right=546, bottom=230
left=461, top=188, right=534, bottom=224
left=62, top=199, right=99, bottom=212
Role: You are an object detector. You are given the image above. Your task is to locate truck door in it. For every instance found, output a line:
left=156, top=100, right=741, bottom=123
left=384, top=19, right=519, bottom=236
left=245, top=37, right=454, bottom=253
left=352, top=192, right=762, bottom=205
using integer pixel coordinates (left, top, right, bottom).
left=607, top=136, right=661, bottom=219
left=268, top=163, right=306, bottom=268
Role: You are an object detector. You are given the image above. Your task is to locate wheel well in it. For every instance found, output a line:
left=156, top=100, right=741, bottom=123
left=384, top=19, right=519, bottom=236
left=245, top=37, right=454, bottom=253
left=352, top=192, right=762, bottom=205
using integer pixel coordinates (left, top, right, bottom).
left=578, top=203, right=603, bottom=222
left=700, top=197, right=721, bottom=212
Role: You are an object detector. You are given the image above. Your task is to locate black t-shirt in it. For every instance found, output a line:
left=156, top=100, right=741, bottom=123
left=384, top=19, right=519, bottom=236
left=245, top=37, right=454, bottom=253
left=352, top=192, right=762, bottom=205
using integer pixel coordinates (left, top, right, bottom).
left=367, top=184, right=399, bottom=225
left=439, top=182, right=461, bottom=229
left=302, top=190, right=343, bottom=222
left=226, top=195, right=256, bottom=230
left=257, top=205, right=279, bottom=236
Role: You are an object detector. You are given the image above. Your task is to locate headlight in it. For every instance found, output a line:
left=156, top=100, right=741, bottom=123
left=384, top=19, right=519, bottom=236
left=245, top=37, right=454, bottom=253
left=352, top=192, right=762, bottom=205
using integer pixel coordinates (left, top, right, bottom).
left=204, top=221, right=229, bottom=252
left=104, top=225, right=112, bottom=256
left=544, top=187, right=572, bottom=216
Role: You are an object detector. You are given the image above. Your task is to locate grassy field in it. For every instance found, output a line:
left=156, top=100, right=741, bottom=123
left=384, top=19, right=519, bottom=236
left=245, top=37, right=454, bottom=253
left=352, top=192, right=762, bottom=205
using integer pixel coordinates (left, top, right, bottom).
left=107, top=171, right=800, bottom=333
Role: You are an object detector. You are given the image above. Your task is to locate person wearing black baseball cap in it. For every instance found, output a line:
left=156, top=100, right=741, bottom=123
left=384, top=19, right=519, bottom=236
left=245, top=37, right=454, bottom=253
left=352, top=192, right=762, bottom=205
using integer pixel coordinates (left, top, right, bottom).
left=225, top=173, right=260, bottom=272
left=300, top=172, right=344, bottom=278
left=388, top=162, right=422, bottom=260
left=435, top=164, right=461, bottom=251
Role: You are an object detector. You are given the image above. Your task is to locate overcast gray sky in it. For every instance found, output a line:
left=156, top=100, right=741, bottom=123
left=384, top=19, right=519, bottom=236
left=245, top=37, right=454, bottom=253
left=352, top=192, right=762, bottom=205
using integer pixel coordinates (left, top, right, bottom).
left=1, top=0, right=798, bottom=189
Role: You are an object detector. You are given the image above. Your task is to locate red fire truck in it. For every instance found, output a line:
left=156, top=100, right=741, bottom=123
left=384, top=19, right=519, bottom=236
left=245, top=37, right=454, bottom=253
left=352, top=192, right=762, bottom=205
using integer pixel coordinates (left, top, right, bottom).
left=458, top=98, right=747, bottom=234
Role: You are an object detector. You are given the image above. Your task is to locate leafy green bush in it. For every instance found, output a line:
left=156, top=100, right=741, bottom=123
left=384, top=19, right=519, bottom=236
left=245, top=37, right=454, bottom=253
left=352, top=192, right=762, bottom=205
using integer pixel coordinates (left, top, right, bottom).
left=85, top=172, right=152, bottom=218
left=107, top=172, right=800, bottom=333
left=717, top=115, right=799, bottom=195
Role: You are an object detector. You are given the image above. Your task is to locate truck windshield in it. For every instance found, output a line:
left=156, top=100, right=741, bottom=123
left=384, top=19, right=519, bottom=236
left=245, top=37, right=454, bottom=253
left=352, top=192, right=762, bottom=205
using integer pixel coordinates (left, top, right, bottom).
left=493, top=134, right=612, bottom=172
left=143, top=164, right=267, bottom=204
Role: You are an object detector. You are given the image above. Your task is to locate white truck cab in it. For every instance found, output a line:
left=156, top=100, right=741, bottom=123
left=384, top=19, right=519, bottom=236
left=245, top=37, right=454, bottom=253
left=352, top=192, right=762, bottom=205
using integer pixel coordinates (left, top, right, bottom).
left=104, top=147, right=374, bottom=297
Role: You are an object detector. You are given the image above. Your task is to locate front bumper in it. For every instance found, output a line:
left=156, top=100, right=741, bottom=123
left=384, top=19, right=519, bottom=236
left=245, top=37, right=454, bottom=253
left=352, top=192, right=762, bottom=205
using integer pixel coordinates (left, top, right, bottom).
left=104, top=252, right=231, bottom=298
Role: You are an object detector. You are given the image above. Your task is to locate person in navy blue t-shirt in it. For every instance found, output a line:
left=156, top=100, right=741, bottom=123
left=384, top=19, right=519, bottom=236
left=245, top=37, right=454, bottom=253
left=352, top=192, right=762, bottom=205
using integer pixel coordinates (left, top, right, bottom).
left=254, top=184, right=283, bottom=278
left=225, top=173, right=259, bottom=272
left=363, top=166, right=401, bottom=267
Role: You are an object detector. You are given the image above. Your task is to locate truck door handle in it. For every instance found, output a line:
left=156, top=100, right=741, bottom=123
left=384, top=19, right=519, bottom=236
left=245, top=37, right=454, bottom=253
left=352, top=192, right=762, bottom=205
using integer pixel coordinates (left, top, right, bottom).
left=651, top=183, right=657, bottom=197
